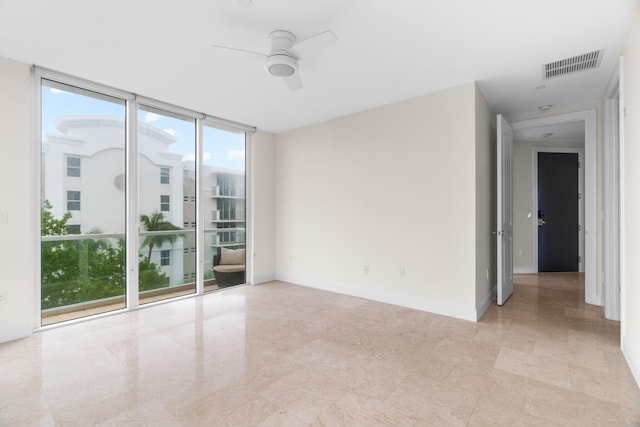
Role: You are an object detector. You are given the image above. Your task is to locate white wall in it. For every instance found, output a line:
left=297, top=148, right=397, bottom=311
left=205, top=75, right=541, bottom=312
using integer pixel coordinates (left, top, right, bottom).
left=621, top=6, right=640, bottom=387
left=0, top=57, right=33, bottom=342
left=275, top=82, right=488, bottom=321
left=475, top=85, right=496, bottom=314
left=512, top=140, right=584, bottom=273
left=251, top=130, right=276, bottom=283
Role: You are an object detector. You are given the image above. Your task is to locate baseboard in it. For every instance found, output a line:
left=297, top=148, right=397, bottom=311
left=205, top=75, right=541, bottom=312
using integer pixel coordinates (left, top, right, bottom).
left=476, top=286, right=497, bottom=320
left=622, top=339, right=640, bottom=389
left=275, top=274, right=477, bottom=322
left=0, top=320, right=33, bottom=344
left=514, top=267, right=537, bottom=274
left=252, top=273, right=276, bottom=285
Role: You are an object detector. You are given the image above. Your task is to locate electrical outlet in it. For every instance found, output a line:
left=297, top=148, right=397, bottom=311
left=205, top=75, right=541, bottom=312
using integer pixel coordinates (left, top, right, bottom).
left=364, top=265, right=369, bottom=274
left=0, top=290, right=7, bottom=305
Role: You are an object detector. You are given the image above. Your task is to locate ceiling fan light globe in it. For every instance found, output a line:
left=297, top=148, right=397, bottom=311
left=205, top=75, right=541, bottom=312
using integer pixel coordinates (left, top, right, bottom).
left=265, top=54, right=298, bottom=77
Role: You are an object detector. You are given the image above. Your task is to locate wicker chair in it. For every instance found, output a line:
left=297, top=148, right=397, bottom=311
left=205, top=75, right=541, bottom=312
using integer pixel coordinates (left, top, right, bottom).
left=213, top=247, right=245, bottom=287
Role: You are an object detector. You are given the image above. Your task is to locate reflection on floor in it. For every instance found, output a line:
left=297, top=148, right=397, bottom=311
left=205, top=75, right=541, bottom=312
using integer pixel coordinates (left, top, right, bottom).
left=2, top=273, right=639, bottom=425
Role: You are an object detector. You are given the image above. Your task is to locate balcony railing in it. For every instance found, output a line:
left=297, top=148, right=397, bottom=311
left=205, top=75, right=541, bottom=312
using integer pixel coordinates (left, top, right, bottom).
left=209, top=228, right=246, bottom=247
left=210, top=185, right=245, bottom=199
left=211, top=210, right=245, bottom=222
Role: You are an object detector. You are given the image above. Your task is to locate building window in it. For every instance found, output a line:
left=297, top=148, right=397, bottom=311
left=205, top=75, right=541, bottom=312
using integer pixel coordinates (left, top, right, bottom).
left=160, top=167, right=170, bottom=184
left=219, top=199, right=236, bottom=220
left=183, top=196, right=189, bottom=202
left=218, top=173, right=236, bottom=196
left=191, top=247, right=196, bottom=253
left=67, top=191, right=81, bottom=211
left=67, top=224, right=81, bottom=234
left=160, top=195, right=170, bottom=211
left=191, top=221, right=196, bottom=228
left=183, top=247, right=189, bottom=254
left=190, top=196, right=196, bottom=202
left=66, top=156, right=81, bottom=177
left=160, top=250, right=170, bottom=266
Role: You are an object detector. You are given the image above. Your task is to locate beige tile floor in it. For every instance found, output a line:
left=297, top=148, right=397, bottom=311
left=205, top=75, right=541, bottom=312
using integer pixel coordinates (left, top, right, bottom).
left=1, top=273, right=639, bottom=426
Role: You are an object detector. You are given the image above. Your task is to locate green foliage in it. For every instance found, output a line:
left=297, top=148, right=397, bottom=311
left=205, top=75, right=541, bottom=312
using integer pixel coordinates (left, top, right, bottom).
left=140, top=211, right=183, bottom=263
left=41, top=200, right=72, bottom=236
left=41, top=202, right=169, bottom=310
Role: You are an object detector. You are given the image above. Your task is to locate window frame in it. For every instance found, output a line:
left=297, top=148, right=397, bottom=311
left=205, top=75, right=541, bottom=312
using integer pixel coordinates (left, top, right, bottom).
left=160, top=166, right=170, bottom=184
left=34, top=67, right=255, bottom=330
left=66, top=190, right=81, bottom=211
left=160, top=195, right=170, bottom=212
left=160, top=249, right=170, bottom=266
left=66, top=156, right=81, bottom=177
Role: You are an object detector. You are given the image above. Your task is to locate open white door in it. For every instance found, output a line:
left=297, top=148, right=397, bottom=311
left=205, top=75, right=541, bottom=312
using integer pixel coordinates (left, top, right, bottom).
left=497, top=114, right=514, bottom=305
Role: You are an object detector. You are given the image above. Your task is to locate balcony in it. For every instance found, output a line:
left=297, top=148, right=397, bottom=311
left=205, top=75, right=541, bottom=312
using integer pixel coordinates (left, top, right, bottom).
left=210, top=185, right=244, bottom=199
left=41, top=280, right=223, bottom=326
left=211, top=210, right=245, bottom=223
left=40, top=232, right=237, bottom=326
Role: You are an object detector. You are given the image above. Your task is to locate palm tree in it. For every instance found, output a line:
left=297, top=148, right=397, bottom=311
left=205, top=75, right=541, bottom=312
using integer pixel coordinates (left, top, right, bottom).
left=139, top=211, right=182, bottom=264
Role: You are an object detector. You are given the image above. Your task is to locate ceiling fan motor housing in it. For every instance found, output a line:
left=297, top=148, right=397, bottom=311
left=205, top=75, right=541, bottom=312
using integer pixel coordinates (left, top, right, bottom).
left=265, top=30, right=299, bottom=77
left=265, top=53, right=298, bottom=77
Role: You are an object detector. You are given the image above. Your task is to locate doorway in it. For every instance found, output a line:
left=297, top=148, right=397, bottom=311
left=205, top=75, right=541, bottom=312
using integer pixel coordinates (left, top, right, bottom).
left=511, top=110, right=597, bottom=305
left=537, top=152, right=580, bottom=272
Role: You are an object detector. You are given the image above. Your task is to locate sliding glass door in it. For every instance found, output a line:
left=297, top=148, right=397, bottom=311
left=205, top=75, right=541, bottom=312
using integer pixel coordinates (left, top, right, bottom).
left=40, top=80, right=127, bottom=325
left=138, top=106, right=196, bottom=304
left=202, top=124, right=246, bottom=291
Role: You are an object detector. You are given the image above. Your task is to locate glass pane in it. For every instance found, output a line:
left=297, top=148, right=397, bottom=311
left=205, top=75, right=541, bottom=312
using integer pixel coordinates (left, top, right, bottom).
left=41, top=80, right=126, bottom=325
left=203, top=125, right=246, bottom=291
left=138, top=106, right=196, bottom=304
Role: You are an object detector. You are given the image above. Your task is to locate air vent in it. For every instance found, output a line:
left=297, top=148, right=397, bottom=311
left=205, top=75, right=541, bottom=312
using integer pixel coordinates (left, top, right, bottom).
left=543, top=49, right=604, bottom=79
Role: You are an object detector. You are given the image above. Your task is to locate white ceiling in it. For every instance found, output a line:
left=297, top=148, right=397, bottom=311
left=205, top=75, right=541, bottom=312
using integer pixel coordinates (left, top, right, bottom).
left=0, top=0, right=636, bottom=133
left=515, top=121, right=585, bottom=143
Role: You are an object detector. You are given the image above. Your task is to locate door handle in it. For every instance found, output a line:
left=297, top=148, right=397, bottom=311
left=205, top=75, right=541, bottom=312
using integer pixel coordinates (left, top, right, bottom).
left=538, top=219, right=547, bottom=226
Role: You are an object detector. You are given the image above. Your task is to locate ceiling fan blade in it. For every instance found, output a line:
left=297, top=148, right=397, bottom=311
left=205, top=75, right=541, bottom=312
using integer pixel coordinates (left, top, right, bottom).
left=238, top=0, right=253, bottom=7
left=211, top=45, right=266, bottom=61
left=283, top=73, right=303, bottom=91
left=291, top=30, right=337, bottom=59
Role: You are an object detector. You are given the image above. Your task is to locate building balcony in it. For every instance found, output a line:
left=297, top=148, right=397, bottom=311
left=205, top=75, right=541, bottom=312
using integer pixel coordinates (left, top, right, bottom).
left=211, top=210, right=245, bottom=222
left=210, top=185, right=244, bottom=199
left=209, top=227, right=245, bottom=248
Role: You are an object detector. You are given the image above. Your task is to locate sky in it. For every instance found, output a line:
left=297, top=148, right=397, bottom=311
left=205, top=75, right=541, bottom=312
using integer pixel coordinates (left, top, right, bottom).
left=41, top=82, right=246, bottom=171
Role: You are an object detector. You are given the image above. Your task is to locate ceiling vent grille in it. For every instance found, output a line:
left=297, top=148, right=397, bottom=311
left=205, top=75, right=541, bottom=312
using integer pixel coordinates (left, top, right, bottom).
left=543, top=49, right=604, bottom=79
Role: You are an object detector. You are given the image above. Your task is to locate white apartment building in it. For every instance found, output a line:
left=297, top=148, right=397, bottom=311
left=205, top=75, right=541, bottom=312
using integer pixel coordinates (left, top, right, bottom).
left=42, top=115, right=246, bottom=288
left=42, top=115, right=186, bottom=285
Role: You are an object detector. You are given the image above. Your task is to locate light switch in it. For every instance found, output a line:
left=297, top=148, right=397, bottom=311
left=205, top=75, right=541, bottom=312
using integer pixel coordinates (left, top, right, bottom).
left=0, top=210, right=7, bottom=224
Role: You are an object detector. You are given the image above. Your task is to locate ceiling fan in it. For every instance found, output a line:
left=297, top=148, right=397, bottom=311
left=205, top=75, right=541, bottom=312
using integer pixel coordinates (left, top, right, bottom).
left=211, top=29, right=338, bottom=90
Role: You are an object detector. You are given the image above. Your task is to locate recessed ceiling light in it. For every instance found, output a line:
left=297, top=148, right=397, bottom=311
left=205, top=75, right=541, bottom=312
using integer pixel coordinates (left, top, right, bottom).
left=535, top=85, right=547, bottom=90
left=543, top=133, right=554, bottom=138
left=538, top=104, right=553, bottom=111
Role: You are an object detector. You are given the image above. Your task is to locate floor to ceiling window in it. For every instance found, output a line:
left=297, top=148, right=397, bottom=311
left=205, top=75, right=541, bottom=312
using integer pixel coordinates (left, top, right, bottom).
left=138, top=106, right=197, bottom=304
left=37, top=71, right=252, bottom=326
